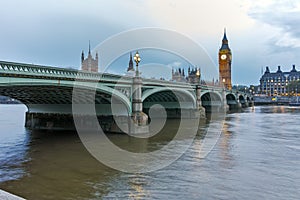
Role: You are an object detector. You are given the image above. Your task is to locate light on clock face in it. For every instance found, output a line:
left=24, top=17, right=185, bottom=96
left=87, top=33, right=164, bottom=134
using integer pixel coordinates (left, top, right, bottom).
left=221, top=54, right=227, bottom=60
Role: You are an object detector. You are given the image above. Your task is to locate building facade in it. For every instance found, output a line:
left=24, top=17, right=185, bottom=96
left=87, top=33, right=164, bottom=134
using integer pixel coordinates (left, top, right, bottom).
left=171, top=67, right=200, bottom=84
left=219, top=29, right=232, bottom=90
left=81, top=42, right=98, bottom=72
left=259, top=65, right=300, bottom=96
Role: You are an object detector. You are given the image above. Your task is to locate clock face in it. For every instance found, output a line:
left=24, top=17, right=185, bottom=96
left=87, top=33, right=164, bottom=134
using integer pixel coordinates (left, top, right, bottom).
left=221, top=54, right=227, bottom=60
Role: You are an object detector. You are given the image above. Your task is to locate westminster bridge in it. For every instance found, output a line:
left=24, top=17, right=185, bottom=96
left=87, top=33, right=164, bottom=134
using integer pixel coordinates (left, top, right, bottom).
left=0, top=61, right=253, bottom=133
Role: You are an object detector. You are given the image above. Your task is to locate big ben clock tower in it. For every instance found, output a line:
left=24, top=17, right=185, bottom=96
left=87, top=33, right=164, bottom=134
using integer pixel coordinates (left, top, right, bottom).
left=219, top=29, right=232, bottom=90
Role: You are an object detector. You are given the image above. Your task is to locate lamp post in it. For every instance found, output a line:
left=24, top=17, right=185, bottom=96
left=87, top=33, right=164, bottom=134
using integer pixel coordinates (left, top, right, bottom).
left=134, top=51, right=141, bottom=77
left=130, top=51, right=148, bottom=133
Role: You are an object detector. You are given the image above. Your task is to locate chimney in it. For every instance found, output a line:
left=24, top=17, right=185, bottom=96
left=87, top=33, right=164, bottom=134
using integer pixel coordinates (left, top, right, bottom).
left=277, top=66, right=282, bottom=73
left=291, top=64, right=297, bottom=72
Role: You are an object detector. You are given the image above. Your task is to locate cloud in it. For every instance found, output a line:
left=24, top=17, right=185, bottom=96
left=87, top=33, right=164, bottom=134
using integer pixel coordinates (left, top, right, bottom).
left=244, top=0, right=300, bottom=50
left=145, top=0, right=253, bottom=37
left=168, top=61, right=182, bottom=68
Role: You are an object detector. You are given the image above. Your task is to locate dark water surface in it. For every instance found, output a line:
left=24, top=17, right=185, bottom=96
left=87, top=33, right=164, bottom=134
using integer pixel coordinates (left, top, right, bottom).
left=0, top=105, right=299, bottom=199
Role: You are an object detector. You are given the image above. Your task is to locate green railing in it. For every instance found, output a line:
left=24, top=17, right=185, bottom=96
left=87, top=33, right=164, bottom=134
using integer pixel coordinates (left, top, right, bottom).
left=0, top=60, right=236, bottom=93
left=0, top=61, right=128, bottom=82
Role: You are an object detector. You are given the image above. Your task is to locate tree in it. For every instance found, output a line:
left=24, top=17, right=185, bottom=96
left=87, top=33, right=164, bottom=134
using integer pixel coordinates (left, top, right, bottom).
left=287, top=80, right=300, bottom=96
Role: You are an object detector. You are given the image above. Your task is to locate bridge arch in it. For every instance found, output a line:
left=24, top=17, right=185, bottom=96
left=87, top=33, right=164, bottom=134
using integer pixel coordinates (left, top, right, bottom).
left=226, top=93, right=237, bottom=110
left=142, top=88, right=196, bottom=109
left=0, top=81, right=131, bottom=115
left=238, top=95, right=245, bottom=102
left=239, top=95, right=247, bottom=107
left=246, top=96, right=250, bottom=102
left=142, top=88, right=197, bottom=118
left=226, top=93, right=236, bottom=101
left=201, top=91, right=222, bottom=112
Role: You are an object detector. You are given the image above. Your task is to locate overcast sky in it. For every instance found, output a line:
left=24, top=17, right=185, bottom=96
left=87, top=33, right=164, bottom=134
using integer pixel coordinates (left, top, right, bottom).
left=1, top=0, right=300, bottom=85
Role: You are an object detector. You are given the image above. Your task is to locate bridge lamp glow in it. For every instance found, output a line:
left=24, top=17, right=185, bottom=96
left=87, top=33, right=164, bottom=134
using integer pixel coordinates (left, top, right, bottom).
left=134, top=51, right=141, bottom=76
left=134, top=51, right=141, bottom=65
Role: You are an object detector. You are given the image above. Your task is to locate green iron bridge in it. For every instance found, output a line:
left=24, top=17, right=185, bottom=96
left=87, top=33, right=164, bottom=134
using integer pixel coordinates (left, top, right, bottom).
left=0, top=61, right=253, bottom=132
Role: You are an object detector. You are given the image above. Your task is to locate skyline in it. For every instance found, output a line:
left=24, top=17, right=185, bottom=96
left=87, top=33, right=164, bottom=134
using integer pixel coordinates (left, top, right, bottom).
left=0, top=0, right=299, bottom=85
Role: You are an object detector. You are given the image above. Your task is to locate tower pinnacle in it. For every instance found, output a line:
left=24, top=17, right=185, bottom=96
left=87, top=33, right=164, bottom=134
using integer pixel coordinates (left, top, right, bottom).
left=220, top=28, right=230, bottom=50
left=127, top=52, right=134, bottom=71
left=223, top=28, right=227, bottom=41
left=81, top=41, right=98, bottom=72
left=88, top=40, right=91, bottom=55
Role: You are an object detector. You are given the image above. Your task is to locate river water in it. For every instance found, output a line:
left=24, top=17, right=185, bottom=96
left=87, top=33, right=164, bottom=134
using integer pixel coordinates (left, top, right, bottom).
left=0, top=104, right=299, bottom=200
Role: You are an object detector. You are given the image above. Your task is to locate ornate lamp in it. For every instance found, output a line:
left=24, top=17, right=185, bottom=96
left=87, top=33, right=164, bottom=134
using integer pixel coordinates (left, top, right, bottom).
left=133, top=51, right=141, bottom=76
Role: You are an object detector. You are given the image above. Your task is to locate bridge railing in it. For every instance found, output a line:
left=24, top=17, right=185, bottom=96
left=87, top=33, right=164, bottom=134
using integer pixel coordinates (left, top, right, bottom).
left=0, top=60, right=238, bottom=93
left=0, top=61, right=134, bottom=83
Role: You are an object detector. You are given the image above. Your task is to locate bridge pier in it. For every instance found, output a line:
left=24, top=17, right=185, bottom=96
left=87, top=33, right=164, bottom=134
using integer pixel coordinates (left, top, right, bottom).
left=248, top=100, right=254, bottom=107
left=25, top=112, right=133, bottom=133
left=196, top=85, right=206, bottom=118
left=231, top=100, right=242, bottom=110
left=130, top=74, right=149, bottom=134
left=222, top=89, right=229, bottom=112
left=237, top=102, right=243, bottom=109
left=25, top=112, right=76, bottom=131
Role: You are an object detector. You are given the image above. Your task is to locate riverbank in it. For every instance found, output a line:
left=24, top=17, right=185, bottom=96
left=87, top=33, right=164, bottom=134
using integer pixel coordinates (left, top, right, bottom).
left=0, top=189, right=25, bottom=200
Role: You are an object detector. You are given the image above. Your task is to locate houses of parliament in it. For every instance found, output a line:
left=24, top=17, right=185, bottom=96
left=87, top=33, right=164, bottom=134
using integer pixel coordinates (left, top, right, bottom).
left=80, top=30, right=233, bottom=90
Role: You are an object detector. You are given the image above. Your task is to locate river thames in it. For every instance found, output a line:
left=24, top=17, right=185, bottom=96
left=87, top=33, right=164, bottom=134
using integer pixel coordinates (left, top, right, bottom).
left=0, top=104, right=299, bottom=199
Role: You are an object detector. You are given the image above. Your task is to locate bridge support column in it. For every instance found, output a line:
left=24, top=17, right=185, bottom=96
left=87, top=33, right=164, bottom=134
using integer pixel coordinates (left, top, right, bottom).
left=222, top=89, right=229, bottom=112
left=249, top=100, right=254, bottom=107
left=244, top=101, right=249, bottom=107
left=236, top=99, right=242, bottom=109
left=131, top=75, right=149, bottom=134
left=25, top=112, right=75, bottom=131
left=196, top=85, right=206, bottom=118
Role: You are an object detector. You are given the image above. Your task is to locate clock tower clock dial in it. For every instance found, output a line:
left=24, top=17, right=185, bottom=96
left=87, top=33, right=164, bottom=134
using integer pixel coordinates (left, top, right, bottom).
left=219, top=29, right=232, bottom=90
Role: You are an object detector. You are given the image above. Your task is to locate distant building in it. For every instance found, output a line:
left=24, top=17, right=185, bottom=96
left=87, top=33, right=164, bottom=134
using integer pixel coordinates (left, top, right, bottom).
left=172, top=68, right=186, bottom=82
left=125, top=53, right=136, bottom=77
left=127, top=52, right=134, bottom=72
left=187, top=67, right=201, bottom=84
left=259, top=65, right=300, bottom=96
left=171, top=67, right=200, bottom=84
left=81, top=42, right=98, bottom=72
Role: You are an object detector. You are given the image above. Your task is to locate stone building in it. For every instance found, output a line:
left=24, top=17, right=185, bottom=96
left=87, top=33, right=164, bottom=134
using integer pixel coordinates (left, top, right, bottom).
left=171, top=67, right=200, bottom=84
left=259, top=65, right=300, bottom=96
left=81, top=42, right=98, bottom=72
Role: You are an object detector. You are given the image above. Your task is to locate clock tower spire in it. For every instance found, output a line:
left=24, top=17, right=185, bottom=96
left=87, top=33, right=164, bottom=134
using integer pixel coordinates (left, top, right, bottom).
left=219, top=28, right=232, bottom=90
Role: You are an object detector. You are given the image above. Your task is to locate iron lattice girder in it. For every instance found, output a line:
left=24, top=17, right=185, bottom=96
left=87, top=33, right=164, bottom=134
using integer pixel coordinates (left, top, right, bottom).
left=0, top=86, right=113, bottom=105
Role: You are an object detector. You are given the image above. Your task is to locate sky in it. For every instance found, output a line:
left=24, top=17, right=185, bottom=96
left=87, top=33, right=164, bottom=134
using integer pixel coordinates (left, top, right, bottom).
left=1, top=0, right=300, bottom=85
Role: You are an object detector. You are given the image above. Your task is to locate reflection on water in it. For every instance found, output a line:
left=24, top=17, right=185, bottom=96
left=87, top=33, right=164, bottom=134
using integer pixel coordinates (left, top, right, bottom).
left=0, top=105, right=30, bottom=182
left=0, top=105, right=299, bottom=200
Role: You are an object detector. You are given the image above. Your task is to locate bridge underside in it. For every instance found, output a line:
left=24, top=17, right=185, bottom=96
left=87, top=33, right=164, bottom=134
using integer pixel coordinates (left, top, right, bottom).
left=0, top=85, right=128, bottom=115
left=239, top=95, right=248, bottom=108
left=226, top=94, right=240, bottom=110
left=0, top=85, right=129, bottom=131
left=143, top=90, right=198, bottom=118
left=201, top=92, right=223, bottom=112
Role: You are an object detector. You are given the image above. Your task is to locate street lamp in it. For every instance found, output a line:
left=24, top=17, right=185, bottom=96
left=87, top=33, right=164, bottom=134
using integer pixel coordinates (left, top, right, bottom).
left=134, top=51, right=141, bottom=76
